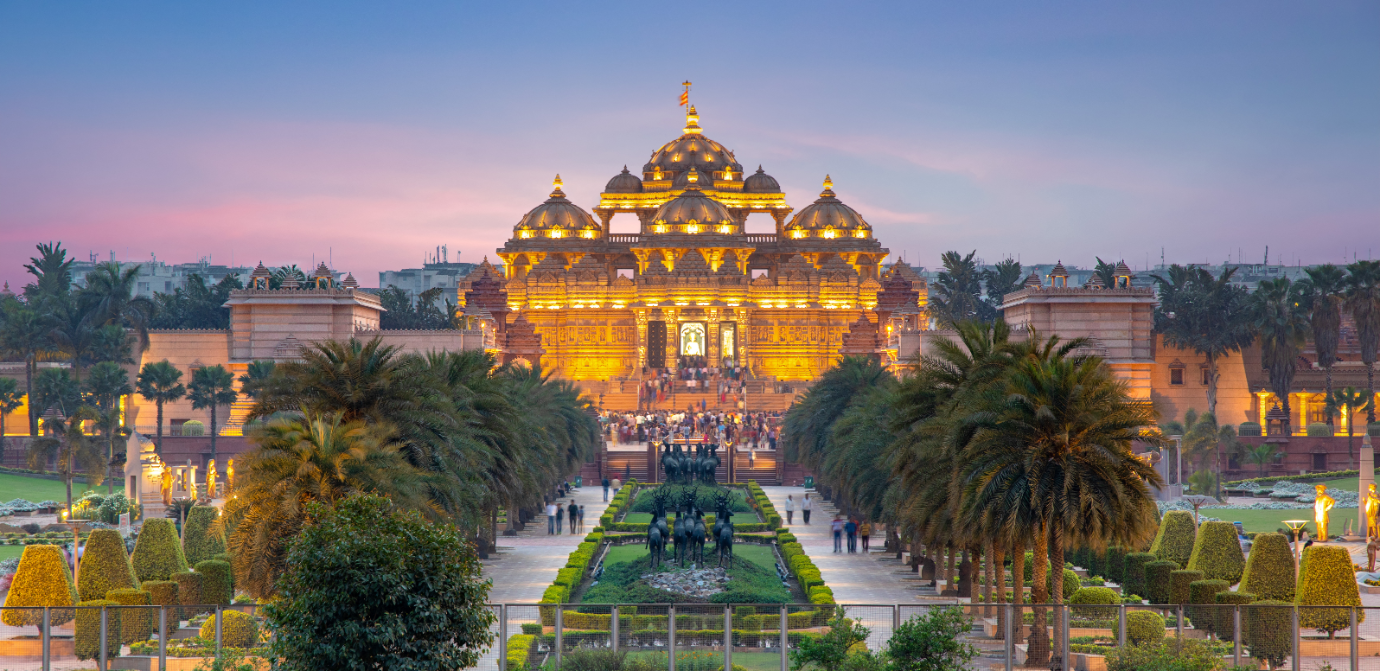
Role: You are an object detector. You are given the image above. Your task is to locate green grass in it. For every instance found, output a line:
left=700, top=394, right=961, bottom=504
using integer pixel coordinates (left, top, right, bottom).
left=0, top=472, right=121, bottom=503
left=624, top=513, right=654, bottom=523
left=583, top=552, right=792, bottom=604
left=0, top=545, right=24, bottom=561
left=624, top=651, right=784, bottom=671
left=1209, top=507, right=1359, bottom=535
left=603, top=542, right=777, bottom=573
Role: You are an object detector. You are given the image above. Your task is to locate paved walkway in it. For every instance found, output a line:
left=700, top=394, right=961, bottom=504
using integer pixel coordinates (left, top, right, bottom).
left=481, top=483, right=612, bottom=603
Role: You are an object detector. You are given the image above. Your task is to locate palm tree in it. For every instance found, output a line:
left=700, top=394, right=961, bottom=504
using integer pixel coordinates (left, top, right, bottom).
left=0, top=302, right=55, bottom=435
left=78, top=261, right=156, bottom=347
left=236, top=360, right=276, bottom=400
left=189, top=365, right=238, bottom=486
left=136, top=361, right=185, bottom=456
left=22, top=242, right=74, bottom=304
left=1153, top=265, right=1256, bottom=417
left=781, top=355, right=894, bottom=482
left=930, top=251, right=986, bottom=326
left=27, top=368, right=101, bottom=514
left=1093, top=257, right=1119, bottom=289
left=1331, top=387, right=1372, bottom=469
left=982, top=258, right=1024, bottom=312
left=1252, top=277, right=1309, bottom=437
left=223, top=413, right=438, bottom=598
left=1345, top=260, right=1380, bottom=424
left=1244, top=443, right=1279, bottom=478
left=0, top=377, right=25, bottom=464
left=85, top=362, right=133, bottom=494
left=1298, top=265, right=1348, bottom=424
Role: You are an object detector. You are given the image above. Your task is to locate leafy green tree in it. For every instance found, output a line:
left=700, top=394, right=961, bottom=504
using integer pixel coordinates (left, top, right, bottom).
left=1252, top=277, right=1309, bottom=437
left=77, top=261, right=155, bottom=347
left=378, top=286, right=456, bottom=330
left=930, top=251, right=985, bottom=327
left=1093, top=257, right=1119, bottom=288
left=270, top=264, right=306, bottom=289
left=265, top=494, right=494, bottom=670
left=0, top=377, right=25, bottom=463
left=27, top=368, right=101, bottom=514
left=149, top=273, right=243, bottom=329
left=1297, top=264, right=1348, bottom=423
left=789, top=606, right=874, bottom=671
left=85, top=362, right=133, bottom=494
left=0, top=301, right=55, bottom=435
left=189, top=364, right=237, bottom=483
left=1152, top=265, right=1255, bottom=417
left=1345, top=260, right=1380, bottom=423
left=887, top=606, right=979, bottom=671
left=1244, top=442, right=1280, bottom=477
left=981, top=258, right=1023, bottom=314
left=136, top=360, right=185, bottom=456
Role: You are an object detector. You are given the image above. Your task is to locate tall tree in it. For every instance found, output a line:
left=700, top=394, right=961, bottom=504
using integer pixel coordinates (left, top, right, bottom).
left=189, top=364, right=238, bottom=485
left=1252, top=277, right=1309, bottom=436
left=136, top=361, right=185, bottom=457
left=27, top=368, right=100, bottom=514
left=0, top=302, right=52, bottom=435
left=85, top=362, right=133, bottom=494
left=930, top=251, right=985, bottom=327
left=78, top=261, right=156, bottom=347
left=1330, top=388, right=1371, bottom=469
left=982, top=259, right=1023, bottom=315
left=1152, top=265, right=1255, bottom=417
left=1093, top=257, right=1119, bottom=289
left=1298, top=264, right=1348, bottom=424
left=0, top=377, right=25, bottom=464
left=149, top=273, right=243, bottom=330
left=236, top=360, right=276, bottom=400
left=1345, top=260, right=1380, bottom=424
left=23, top=242, right=74, bottom=304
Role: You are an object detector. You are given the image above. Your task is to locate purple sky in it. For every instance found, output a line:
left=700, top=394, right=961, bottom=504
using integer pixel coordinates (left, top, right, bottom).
left=1, top=2, right=1376, bottom=288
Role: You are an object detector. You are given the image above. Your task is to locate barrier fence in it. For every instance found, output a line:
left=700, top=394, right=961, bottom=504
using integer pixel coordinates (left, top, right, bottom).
left=3, top=602, right=1380, bottom=669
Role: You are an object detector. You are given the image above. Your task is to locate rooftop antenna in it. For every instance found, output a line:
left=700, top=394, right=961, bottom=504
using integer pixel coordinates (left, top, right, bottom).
left=1264, top=245, right=1268, bottom=265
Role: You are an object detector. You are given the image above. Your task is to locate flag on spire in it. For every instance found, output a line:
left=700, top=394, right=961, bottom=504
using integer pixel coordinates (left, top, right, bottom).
left=680, top=81, right=691, bottom=106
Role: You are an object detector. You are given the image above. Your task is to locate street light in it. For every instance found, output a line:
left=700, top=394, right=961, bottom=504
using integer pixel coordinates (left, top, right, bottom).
left=61, top=509, right=80, bottom=584
left=1283, top=519, right=1309, bottom=575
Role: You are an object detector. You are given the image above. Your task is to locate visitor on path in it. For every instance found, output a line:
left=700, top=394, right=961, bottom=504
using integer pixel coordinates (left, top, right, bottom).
left=612, top=477, right=621, bottom=492
left=859, top=521, right=872, bottom=551
left=547, top=502, right=558, bottom=535
left=555, top=503, right=564, bottom=535
left=602, top=477, right=610, bottom=501
left=845, top=518, right=858, bottom=553
left=577, top=505, right=585, bottom=533
left=802, top=494, right=812, bottom=524
left=785, top=495, right=795, bottom=525
left=832, top=516, right=844, bottom=553
left=567, top=500, right=579, bottom=534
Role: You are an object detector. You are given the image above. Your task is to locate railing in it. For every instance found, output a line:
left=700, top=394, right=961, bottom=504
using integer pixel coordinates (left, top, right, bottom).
left=745, top=234, right=778, bottom=244
left=607, top=234, right=641, bottom=243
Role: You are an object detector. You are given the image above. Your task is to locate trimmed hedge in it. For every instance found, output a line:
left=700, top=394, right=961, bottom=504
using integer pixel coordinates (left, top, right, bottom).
left=75, top=599, right=121, bottom=661
left=1187, top=521, right=1245, bottom=585
left=174, top=571, right=205, bottom=618
left=1069, top=586, right=1118, bottom=618
left=194, top=560, right=233, bottom=606
left=1047, top=568, right=1081, bottom=600
left=142, top=580, right=178, bottom=632
left=105, top=588, right=152, bottom=644
left=77, top=529, right=138, bottom=602
left=1150, top=511, right=1196, bottom=568
left=1246, top=600, right=1292, bottom=669
left=0, top=544, right=78, bottom=626
left=505, top=634, right=536, bottom=669
left=1186, top=579, right=1228, bottom=633
left=1104, top=546, right=1126, bottom=585
left=1144, top=561, right=1178, bottom=604
left=131, top=519, right=188, bottom=582
left=1214, top=591, right=1254, bottom=642
left=1238, top=422, right=1262, bottom=437
left=1240, top=532, right=1295, bottom=602
left=181, top=506, right=226, bottom=566
left=199, top=609, right=259, bottom=647
left=1169, top=569, right=1204, bottom=605
left=1119, top=610, right=1166, bottom=646
left=1297, top=544, right=1364, bottom=637
left=1122, top=552, right=1155, bottom=599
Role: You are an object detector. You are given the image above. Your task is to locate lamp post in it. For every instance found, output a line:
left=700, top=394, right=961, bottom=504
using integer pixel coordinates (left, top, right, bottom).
left=61, top=509, right=80, bottom=584
left=1283, top=519, right=1309, bottom=575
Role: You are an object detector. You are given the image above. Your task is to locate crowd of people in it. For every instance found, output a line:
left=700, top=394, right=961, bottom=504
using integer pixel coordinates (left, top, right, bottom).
left=545, top=498, right=587, bottom=535
left=600, top=409, right=780, bottom=450
left=640, top=358, right=751, bottom=406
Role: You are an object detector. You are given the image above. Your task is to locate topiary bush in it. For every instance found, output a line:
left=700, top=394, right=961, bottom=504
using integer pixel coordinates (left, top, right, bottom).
left=141, top=580, right=178, bottom=632
left=1246, top=600, right=1292, bottom=669
left=1297, top=545, right=1364, bottom=638
left=1122, top=552, right=1155, bottom=598
left=1169, top=569, right=1204, bottom=605
left=195, top=559, right=233, bottom=606
left=181, top=506, right=226, bottom=566
left=174, top=571, right=205, bottom=618
left=181, top=420, right=204, bottom=436
left=1214, top=591, right=1254, bottom=642
left=1144, top=561, right=1178, bottom=604
left=1187, top=520, right=1246, bottom=585
left=75, top=599, right=121, bottom=661
left=1086, top=549, right=1103, bottom=577
left=1307, top=423, right=1333, bottom=438
left=199, top=609, right=259, bottom=647
left=1240, top=532, right=1296, bottom=602
left=1238, top=422, right=1262, bottom=437
left=131, top=518, right=188, bottom=582
left=1104, top=546, right=1126, bottom=585
left=1149, top=511, right=1197, bottom=568
left=77, top=529, right=138, bottom=602
left=1, top=544, right=78, bottom=627
left=1069, top=586, right=1118, bottom=618
left=1187, top=579, right=1229, bottom=633
left=105, top=587, right=152, bottom=644
left=1117, top=610, right=1166, bottom=646
left=1046, top=568, right=1081, bottom=600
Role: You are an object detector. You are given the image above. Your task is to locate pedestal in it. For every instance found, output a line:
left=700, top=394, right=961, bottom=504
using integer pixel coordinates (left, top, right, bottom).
left=1360, top=443, right=1374, bottom=535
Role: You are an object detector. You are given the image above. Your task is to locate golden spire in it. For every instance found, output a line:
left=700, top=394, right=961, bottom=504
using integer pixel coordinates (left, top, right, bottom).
left=684, top=104, right=702, bottom=135
left=821, top=175, right=835, bottom=197
left=551, top=174, right=565, bottom=198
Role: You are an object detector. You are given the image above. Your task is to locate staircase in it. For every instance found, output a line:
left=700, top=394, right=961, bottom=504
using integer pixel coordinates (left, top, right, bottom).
left=220, top=400, right=256, bottom=435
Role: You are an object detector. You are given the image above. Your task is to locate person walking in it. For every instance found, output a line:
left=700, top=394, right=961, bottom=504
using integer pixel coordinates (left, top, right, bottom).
left=859, top=520, right=872, bottom=552
left=784, top=495, right=795, bottom=525
left=547, top=501, right=559, bottom=535
left=602, top=477, right=610, bottom=502
left=831, top=516, right=845, bottom=553
left=844, top=517, right=858, bottom=553
left=567, top=500, right=579, bottom=534
left=578, top=505, right=586, bottom=533
left=802, top=494, right=812, bottom=524
left=612, top=476, right=621, bottom=492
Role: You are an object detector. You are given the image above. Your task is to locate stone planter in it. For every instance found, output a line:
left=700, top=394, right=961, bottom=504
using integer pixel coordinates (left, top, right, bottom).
left=0, top=636, right=77, bottom=660
left=1072, top=652, right=1108, bottom=671
left=111, top=655, right=272, bottom=670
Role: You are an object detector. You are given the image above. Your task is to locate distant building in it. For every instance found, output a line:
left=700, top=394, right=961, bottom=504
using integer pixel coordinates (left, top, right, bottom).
left=69, top=253, right=254, bottom=298
left=378, top=245, right=489, bottom=305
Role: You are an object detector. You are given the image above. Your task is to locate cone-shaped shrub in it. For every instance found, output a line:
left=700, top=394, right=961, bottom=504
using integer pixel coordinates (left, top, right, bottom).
left=1246, top=600, right=1292, bottom=669
left=1297, top=545, right=1364, bottom=638
left=174, top=571, right=204, bottom=618
left=77, top=529, right=137, bottom=602
left=1240, top=532, right=1296, bottom=602
left=182, top=506, right=225, bottom=566
left=212, top=552, right=235, bottom=592
left=1086, top=549, right=1103, bottom=577
left=75, top=599, right=121, bottom=661
left=1123, top=552, right=1155, bottom=598
left=1170, top=569, right=1204, bottom=605
left=141, top=580, right=178, bottom=633
left=1150, top=511, right=1197, bottom=568
left=1187, top=520, right=1246, bottom=585
left=105, top=588, right=152, bottom=644
left=1145, top=561, right=1178, bottom=604
left=195, top=559, right=233, bottom=606
left=1214, top=591, right=1254, bottom=642
left=1, top=545, right=78, bottom=627
left=1105, top=546, right=1126, bottom=584
left=1187, top=579, right=1229, bottom=633
left=131, top=519, right=188, bottom=582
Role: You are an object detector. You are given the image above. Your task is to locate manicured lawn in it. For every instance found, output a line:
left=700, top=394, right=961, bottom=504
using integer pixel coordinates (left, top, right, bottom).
left=625, top=651, right=784, bottom=671
left=603, top=542, right=778, bottom=573
left=1208, top=507, right=1359, bottom=536
left=0, top=472, right=121, bottom=503
left=0, top=545, right=24, bottom=561
left=623, top=513, right=653, bottom=523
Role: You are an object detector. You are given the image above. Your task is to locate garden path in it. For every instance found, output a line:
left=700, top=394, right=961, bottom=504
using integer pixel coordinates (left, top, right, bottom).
left=481, top=483, right=611, bottom=604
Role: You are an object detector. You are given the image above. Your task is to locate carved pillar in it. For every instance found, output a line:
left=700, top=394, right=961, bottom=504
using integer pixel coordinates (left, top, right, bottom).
left=666, top=308, right=679, bottom=370
left=771, top=211, right=788, bottom=236
left=596, top=210, right=614, bottom=234
left=707, top=308, right=721, bottom=363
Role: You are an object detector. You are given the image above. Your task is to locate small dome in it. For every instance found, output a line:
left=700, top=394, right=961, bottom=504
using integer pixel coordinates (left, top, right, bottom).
left=743, top=166, right=780, bottom=193
left=783, top=176, right=871, bottom=239
left=515, top=175, right=599, bottom=239
left=673, top=167, right=715, bottom=189
left=605, top=166, right=643, bottom=193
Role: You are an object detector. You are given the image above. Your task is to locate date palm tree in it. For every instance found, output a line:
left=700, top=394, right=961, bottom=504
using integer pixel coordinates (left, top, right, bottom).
left=189, top=364, right=238, bottom=486
left=1345, top=260, right=1380, bottom=424
left=0, top=377, right=25, bottom=464
left=1331, top=387, right=1372, bottom=469
left=1244, top=443, right=1280, bottom=478
left=1252, top=277, right=1309, bottom=437
left=85, top=361, right=133, bottom=494
left=78, top=261, right=155, bottom=347
left=136, top=360, right=185, bottom=456
left=1152, top=265, right=1255, bottom=417
left=235, top=360, right=276, bottom=400
left=1298, top=265, right=1348, bottom=424
left=27, top=368, right=101, bottom=514
left=0, top=302, right=55, bottom=435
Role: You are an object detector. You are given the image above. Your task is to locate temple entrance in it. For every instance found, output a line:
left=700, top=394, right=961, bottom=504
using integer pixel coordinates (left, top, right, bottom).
left=720, top=322, right=737, bottom=363
left=678, top=322, right=706, bottom=357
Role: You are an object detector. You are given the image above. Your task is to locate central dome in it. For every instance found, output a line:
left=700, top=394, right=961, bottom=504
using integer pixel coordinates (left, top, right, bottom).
left=641, top=106, right=744, bottom=182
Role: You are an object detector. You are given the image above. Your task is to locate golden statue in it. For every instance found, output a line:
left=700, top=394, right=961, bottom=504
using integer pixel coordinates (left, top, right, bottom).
left=161, top=468, right=173, bottom=505
left=227, top=459, right=235, bottom=495
left=1314, top=484, right=1336, bottom=541
left=1366, top=483, right=1380, bottom=539
left=207, top=459, right=217, bottom=499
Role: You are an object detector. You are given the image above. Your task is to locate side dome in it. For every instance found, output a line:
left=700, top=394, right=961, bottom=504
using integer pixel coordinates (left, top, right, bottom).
left=604, top=166, right=643, bottom=193
left=784, top=176, right=871, bottom=239
left=649, top=172, right=735, bottom=234
left=742, top=166, right=780, bottom=193
left=515, top=175, right=600, bottom=240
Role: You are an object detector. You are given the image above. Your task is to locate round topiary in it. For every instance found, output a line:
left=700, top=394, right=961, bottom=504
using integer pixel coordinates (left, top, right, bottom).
left=1104, top=546, right=1127, bottom=585
left=1214, top=591, right=1254, bottom=642
left=77, top=529, right=138, bottom=602
left=174, top=571, right=205, bottom=618
left=1240, top=532, right=1296, bottom=602
left=1170, top=569, right=1205, bottom=605
left=1, top=544, right=78, bottom=627
left=1069, top=586, right=1118, bottom=618
left=194, top=560, right=233, bottom=606
left=181, top=420, right=205, bottom=436
left=1238, top=422, right=1262, bottom=437
left=1246, top=599, right=1292, bottom=669
left=1150, top=511, right=1197, bottom=568
left=1045, top=568, right=1081, bottom=600
left=1187, top=579, right=1229, bottom=633
left=1307, top=423, right=1332, bottom=438
left=1117, top=610, right=1166, bottom=646
left=1187, top=520, right=1246, bottom=585
left=182, top=506, right=226, bottom=566
left=105, top=587, right=152, bottom=644
left=1122, top=552, right=1155, bottom=598
left=1145, top=561, right=1178, bottom=604
left=1297, top=544, right=1364, bottom=638
left=199, top=609, right=259, bottom=648
left=75, top=599, right=121, bottom=661
left=141, top=580, right=179, bottom=632
left=131, top=519, right=188, bottom=582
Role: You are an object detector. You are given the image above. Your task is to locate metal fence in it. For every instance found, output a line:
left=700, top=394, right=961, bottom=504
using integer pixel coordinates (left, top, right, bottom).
left=5, top=601, right=1380, bottom=670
